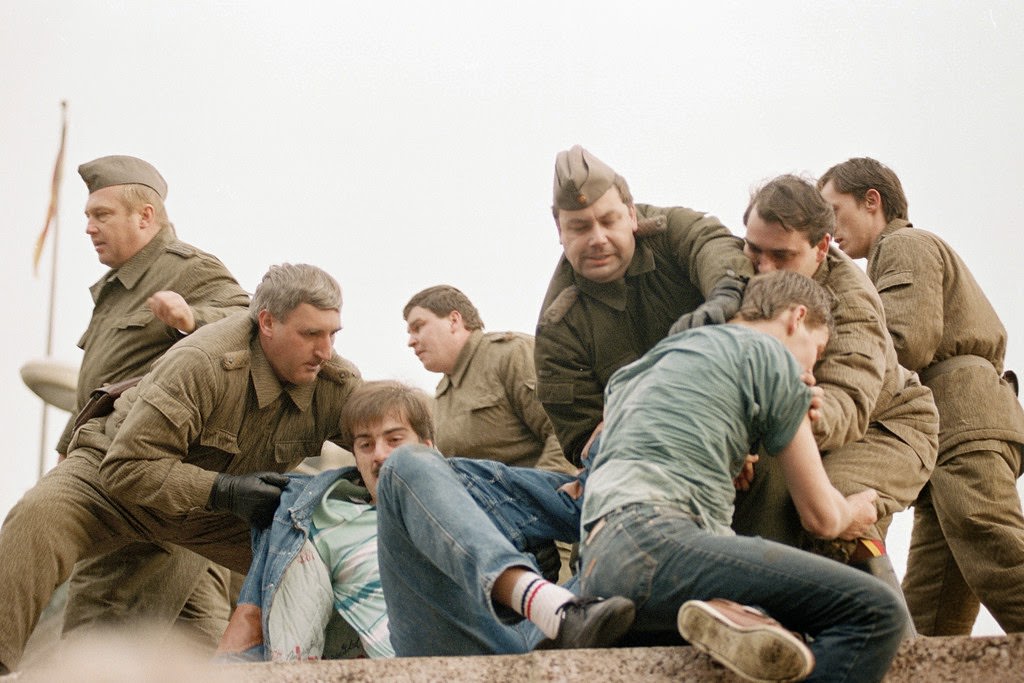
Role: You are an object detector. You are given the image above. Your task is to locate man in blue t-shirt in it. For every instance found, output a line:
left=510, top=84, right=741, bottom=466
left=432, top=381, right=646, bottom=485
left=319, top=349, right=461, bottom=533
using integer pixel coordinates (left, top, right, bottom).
left=581, top=270, right=908, bottom=683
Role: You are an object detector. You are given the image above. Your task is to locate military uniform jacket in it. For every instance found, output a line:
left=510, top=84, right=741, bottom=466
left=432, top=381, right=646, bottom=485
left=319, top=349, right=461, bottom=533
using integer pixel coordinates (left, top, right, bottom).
left=867, top=220, right=1024, bottom=456
left=812, top=247, right=937, bottom=461
left=56, top=226, right=250, bottom=453
left=72, top=312, right=362, bottom=516
left=434, top=329, right=570, bottom=473
left=535, top=203, right=752, bottom=464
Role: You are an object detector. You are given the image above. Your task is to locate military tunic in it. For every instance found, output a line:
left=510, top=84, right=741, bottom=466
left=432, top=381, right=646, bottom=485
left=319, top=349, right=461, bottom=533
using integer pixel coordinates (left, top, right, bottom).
left=0, top=312, right=362, bottom=668
left=56, top=226, right=249, bottom=453
left=434, top=330, right=572, bottom=473
left=868, top=220, right=1024, bottom=634
left=55, top=225, right=249, bottom=645
left=733, top=247, right=939, bottom=547
left=535, top=203, right=753, bottom=464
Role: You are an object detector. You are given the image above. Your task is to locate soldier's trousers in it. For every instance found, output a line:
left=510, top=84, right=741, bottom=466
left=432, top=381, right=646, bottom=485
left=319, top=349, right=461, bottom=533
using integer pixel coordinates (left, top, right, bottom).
left=64, top=542, right=231, bottom=650
left=0, top=447, right=252, bottom=670
left=902, top=440, right=1024, bottom=635
left=733, top=424, right=935, bottom=546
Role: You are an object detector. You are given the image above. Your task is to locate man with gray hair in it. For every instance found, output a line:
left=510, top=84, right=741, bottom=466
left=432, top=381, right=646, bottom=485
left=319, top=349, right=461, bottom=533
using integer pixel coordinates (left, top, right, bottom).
left=48, top=154, right=250, bottom=652
left=535, top=145, right=753, bottom=467
left=0, top=263, right=362, bottom=673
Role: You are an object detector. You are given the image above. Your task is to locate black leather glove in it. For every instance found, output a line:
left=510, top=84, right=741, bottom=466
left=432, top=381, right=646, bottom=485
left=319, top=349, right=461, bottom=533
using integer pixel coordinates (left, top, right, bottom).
left=528, top=540, right=562, bottom=583
left=668, top=272, right=747, bottom=335
left=208, top=472, right=289, bottom=528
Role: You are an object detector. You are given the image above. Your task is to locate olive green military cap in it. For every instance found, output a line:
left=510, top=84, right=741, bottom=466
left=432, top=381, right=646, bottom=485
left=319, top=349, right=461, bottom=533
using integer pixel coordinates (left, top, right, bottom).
left=553, top=145, right=618, bottom=211
left=78, top=155, right=168, bottom=199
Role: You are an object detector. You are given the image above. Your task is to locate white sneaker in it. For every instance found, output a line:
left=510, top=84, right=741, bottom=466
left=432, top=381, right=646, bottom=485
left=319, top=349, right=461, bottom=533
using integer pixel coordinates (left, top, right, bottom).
left=677, top=598, right=814, bottom=683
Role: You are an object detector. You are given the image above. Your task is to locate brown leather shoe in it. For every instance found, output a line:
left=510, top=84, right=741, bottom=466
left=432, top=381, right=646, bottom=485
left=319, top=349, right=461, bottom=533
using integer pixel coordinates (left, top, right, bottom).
left=677, top=598, right=814, bottom=683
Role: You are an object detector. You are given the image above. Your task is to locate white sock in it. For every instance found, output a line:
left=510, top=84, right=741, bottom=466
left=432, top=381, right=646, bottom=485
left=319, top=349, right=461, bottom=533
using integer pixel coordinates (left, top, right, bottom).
left=508, top=571, right=576, bottom=639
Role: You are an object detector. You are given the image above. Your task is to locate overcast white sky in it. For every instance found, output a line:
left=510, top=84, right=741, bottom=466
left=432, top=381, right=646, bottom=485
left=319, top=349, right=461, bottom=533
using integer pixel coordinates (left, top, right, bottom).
left=2, top=1, right=1022, bottom=636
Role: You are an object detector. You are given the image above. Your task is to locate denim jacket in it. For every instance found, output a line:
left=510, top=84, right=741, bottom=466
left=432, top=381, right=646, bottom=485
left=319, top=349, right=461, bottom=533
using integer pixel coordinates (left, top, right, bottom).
left=239, top=467, right=372, bottom=659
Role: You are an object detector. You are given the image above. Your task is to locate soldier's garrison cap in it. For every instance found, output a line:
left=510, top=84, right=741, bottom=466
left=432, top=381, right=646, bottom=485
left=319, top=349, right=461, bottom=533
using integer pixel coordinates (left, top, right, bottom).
left=553, top=145, right=618, bottom=211
left=78, top=155, right=168, bottom=200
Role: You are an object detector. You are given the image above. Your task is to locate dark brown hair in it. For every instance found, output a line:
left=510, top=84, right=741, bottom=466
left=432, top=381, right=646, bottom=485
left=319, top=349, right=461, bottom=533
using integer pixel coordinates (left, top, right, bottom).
left=341, top=380, right=435, bottom=445
left=818, top=157, right=908, bottom=222
left=744, top=174, right=834, bottom=245
left=403, top=285, right=484, bottom=330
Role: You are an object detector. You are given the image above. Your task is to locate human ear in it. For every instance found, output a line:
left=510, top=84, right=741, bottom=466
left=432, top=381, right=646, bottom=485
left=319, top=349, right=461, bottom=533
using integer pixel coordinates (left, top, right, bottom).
left=864, top=188, right=882, bottom=213
left=257, top=309, right=275, bottom=336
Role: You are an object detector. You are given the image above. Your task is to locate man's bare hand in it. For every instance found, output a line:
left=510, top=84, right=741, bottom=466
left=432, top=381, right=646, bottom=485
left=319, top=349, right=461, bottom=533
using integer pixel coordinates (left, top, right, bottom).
left=800, top=372, right=824, bottom=422
left=838, top=489, right=878, bottom=541
left=558, top=479, right=584, bottom=500
left=580, top=421, right=604, bottom=464
left=148, top=291, right=196, bottom=333
left=733, top=454, right=758, bottom=491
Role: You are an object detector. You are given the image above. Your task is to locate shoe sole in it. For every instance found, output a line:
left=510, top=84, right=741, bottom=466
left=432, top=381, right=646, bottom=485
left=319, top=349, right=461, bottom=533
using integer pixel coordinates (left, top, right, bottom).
left=677, top=600, right=814, bottom=683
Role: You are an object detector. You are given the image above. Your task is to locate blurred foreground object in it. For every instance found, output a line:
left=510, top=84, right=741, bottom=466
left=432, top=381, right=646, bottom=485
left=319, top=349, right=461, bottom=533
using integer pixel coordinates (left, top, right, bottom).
left=20, top=358, right=79, bottom=413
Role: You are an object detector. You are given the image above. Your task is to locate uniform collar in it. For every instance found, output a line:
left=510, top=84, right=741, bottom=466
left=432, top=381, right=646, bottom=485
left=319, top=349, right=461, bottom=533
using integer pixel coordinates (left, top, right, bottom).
left=812, top=245, right=844, bottom=286
left=437, top=329, right=484, bottom=396
left=249, top=334, right=316, bottom=411
left=870, top=218, right=913, bottom=264
left=572, top=239, right=656, bottom=311
left=89, top=226, right=174, bottom=303
left=879, top=218, right=912, bottom=239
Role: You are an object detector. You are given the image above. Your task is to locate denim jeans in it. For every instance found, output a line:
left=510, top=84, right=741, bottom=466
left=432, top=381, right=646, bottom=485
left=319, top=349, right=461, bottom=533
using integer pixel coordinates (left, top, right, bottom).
left=375, top=445, right=580, bottom=656
left=579, top=504, right=907, bottom=683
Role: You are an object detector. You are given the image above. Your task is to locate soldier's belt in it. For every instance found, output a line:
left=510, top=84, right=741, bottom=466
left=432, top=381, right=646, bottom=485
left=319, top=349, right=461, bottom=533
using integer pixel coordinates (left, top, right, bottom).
left=72, top=375, right=144, bottom=431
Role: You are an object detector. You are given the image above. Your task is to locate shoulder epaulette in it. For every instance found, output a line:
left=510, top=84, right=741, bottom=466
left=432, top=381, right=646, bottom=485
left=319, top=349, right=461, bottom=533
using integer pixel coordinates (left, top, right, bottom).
left=318, top=357, right=360, bottom=384
left=221, top=350, right=251, bottom=370
left=635, top=215, right=667, bottom=238
left=491, top=331, right=519, bottom=343
left=540, top=286, right=579, bottom=326
left=166, top=241, right=198, bottom=258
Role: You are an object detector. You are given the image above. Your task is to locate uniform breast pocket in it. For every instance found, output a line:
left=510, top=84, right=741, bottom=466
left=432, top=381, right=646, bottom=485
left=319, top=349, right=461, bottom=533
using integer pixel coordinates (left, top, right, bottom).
left=199, top=428, right=241, bottom=454
left=194, top=427, right=241, bottom=472
left=275, top=440, right=321, bottom=466
left=114, top=309, right=156, bottom=332
left=78, top=309, right=156, bottom=352
left=467, top=392, right=503, bottom=414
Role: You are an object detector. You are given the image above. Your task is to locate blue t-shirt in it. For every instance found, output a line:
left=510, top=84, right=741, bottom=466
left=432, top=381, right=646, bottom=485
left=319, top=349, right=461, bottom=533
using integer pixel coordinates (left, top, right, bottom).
left=582, top=324, right=811, bottom=536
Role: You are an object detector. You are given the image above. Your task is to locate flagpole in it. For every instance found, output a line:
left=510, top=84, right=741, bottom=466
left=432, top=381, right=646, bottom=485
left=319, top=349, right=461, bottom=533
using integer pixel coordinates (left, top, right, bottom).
left=36, top=101, right=67, bottom=479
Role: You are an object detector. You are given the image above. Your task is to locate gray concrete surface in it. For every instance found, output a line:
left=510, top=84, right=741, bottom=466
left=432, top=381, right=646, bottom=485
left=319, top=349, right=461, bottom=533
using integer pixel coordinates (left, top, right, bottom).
left=6, top=632, right=1022, bottom=681
left=217, top=634, right=1023, bottom=682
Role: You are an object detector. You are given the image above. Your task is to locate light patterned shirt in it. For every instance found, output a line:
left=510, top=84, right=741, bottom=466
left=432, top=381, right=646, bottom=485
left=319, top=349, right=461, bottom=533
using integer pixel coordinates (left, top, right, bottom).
left=309, top=478, right=392, bottom=658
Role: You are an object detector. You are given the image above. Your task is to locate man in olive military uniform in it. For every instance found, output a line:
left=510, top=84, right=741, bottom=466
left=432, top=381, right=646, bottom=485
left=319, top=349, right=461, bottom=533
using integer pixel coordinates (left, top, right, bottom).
left=535, top=145, right=754, bottom=466
left=732, top=174, right=938, bottom=608
left=56, top=155, right=250, bottom=648
left=404, top=285, right=571, bottom=474
left=0, top=263, right=362, bottom=673
left=819, top=157, right=1024, bottom=635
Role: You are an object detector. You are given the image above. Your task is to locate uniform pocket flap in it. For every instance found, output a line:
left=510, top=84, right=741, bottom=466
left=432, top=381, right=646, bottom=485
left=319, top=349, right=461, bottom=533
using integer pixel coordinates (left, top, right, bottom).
left=538, top=382, right=574, bottom=405
left=199, top=426, right=241, bottom=455
left=275, top=440, right=321, bottom=463
left=873, top=269, right=914, bottom=292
